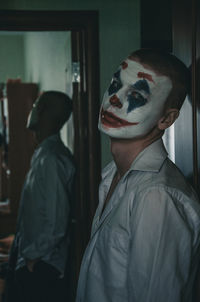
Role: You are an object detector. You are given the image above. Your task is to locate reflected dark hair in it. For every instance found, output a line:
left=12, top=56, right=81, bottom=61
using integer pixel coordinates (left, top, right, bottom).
left=39, top=90, right=73, bottom=130
left=129, top=49, right=190, bottom=110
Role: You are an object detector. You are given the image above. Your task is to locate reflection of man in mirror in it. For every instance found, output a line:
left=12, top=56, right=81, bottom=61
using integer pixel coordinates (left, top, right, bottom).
left=8, top=91, right=75, bottom=302
left=76, top=49, right=200, bottom=302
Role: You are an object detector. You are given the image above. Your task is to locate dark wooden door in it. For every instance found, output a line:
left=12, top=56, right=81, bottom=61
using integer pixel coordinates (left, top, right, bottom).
left=173, top=0, right=199, bottom=195
left=173, top=0, right=200, bottom=299
left=141, top=1, right=200, bottom=298
left=141, top=0, right=199, bottom=195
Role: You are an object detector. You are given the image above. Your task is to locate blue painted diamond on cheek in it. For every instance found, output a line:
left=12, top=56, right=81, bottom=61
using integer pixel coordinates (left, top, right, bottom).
left=127, top=79, right=149, bottom=113
left=127, top=94, right=147, bottom=113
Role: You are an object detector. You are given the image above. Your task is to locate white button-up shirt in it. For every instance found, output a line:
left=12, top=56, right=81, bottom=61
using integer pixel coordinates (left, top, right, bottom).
left=76, top=139, right=200, bottom=302
left=16, top=134, right=75, bottom=275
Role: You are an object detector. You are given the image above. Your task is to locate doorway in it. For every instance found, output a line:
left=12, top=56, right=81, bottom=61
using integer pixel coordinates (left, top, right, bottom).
left=0, top=9, right=101, bottom=297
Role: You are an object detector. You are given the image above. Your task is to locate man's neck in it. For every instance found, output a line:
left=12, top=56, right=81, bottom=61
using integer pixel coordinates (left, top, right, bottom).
left=110, top=127, right=164, bottom=178
left=35, top=129, right=59, bottom=144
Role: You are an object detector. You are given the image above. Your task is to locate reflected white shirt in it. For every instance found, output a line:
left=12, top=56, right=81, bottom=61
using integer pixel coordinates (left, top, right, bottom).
left=76, top=139, right=200, bottom=302
left=16, top=134, right=75, bottom=275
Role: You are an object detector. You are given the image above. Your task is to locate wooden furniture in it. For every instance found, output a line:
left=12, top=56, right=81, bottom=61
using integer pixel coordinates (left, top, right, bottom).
left=0, top=235, right=15, bottom=302
left=0, top=82, right=38, bottom=235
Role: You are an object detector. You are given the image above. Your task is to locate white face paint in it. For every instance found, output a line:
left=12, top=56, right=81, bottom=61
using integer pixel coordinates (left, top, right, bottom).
left=98, top=59, right=172, bottom=139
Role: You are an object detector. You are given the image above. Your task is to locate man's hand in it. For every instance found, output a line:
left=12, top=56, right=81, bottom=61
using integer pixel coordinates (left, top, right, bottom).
left=0, top=235, right=14, bottom=254
left=26, top=259, right=39, bottom=272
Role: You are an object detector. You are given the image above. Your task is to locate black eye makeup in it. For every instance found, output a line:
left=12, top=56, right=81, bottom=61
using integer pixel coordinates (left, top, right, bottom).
left=108, top=70, right=122, bottom=96
left=133, top=79, right=150, bottom=94
left=127, top=79, right=150, bottom=113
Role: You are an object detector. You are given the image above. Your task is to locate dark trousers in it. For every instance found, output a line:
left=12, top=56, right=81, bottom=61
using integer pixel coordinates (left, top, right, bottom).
left=14, top=261, right=67, bottom=302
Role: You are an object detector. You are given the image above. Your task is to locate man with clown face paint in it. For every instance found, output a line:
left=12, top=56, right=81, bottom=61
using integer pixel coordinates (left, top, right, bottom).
left=76, top=49, right=200, bottom=302
left=7, top=91, right=76, bottom=302
left=99, top=58, right=173, bottom=139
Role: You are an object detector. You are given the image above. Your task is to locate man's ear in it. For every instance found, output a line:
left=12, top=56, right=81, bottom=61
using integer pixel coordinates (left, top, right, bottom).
left=158, top=108, right=179, bottom=130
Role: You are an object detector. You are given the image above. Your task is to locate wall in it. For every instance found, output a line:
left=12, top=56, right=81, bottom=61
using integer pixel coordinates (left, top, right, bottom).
left=24, top=31, right=72, bottom=94
left=0, top=33, right=25, bottom=136
left=0, top=0, right=141, bottom=167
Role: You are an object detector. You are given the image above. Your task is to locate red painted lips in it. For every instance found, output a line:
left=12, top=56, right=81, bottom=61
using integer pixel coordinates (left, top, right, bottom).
left=101, top=108, right=139, bottom=128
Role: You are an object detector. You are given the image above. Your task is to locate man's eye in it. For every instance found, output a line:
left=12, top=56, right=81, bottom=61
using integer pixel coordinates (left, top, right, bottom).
left=127, top=90, right=147, bottom=113
left=130, top=91, right=144, bottom=102
left=108, top=79, right=122, bottom=96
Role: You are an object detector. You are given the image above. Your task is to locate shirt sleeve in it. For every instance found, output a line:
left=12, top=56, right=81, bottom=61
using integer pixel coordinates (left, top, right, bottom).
left=128, top=186, right=194, bottom=302
left=20, top=153, right=73, bottom=260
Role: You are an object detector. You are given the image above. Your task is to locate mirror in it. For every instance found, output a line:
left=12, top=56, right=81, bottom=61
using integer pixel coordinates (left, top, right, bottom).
left=0, top=31, right=74, bottom=210
left=0, top=30, right=74, bottom=146
left=0, top=14, right=100, bottom=300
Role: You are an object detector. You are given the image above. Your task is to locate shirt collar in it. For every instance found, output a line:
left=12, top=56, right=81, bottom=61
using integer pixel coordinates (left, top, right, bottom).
left=102, top=138, right=168, bottom=181
left=129, top=138, right=168, bottom=173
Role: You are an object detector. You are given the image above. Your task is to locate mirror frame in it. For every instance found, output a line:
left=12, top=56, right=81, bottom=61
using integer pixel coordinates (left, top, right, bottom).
left=0, top=9, right=101, bottom=248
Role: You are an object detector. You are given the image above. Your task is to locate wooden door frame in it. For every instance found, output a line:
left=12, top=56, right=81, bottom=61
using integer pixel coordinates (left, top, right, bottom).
left=0, top=9, right=101, bottom=253
left=172, top=0, right=199, bottom=192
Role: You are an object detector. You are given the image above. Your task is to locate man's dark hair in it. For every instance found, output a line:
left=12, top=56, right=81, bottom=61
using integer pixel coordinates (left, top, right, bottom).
left=129, top=49, right=190, bottom=110
left=38, top=91, right=72, bottom=131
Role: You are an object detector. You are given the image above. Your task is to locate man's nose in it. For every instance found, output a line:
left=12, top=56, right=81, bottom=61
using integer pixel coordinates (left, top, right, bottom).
left=109, top=95, right=122, bottom=108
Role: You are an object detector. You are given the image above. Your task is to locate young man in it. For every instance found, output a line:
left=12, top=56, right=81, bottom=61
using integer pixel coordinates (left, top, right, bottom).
left=76, top=49, right=200, bottom=302
left=7, top=91, right=75, bottom=302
